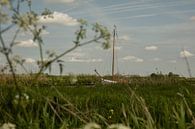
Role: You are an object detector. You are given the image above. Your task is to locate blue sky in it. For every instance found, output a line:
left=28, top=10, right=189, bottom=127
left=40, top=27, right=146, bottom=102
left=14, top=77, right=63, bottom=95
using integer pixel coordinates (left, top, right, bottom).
left=3, top=0, right=195, bottom=76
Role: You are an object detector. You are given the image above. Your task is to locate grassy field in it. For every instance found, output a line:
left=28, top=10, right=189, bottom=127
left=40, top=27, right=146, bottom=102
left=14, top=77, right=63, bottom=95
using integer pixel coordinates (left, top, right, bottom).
left=0, top=75, right=195, bottom=129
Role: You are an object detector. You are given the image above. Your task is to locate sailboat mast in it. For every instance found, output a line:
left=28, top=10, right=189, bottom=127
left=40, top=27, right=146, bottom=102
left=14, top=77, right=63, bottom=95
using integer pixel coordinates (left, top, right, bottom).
left=112, top=25, right=117, bottom=80
left=182, top=47, right=192, bottom=78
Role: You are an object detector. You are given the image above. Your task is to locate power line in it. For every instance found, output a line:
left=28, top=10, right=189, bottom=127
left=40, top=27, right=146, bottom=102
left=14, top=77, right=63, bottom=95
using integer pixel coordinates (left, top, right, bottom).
left=65, top=0, right=191, bottom=17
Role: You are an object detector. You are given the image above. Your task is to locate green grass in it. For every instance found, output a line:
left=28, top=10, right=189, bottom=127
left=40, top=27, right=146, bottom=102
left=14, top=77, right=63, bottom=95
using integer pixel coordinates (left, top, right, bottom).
left=0, top=75, right=195, bottom=129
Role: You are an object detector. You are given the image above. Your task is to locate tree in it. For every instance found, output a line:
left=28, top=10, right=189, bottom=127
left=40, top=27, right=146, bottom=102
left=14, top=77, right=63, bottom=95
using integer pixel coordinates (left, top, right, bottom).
left=0, top=0, right=111, bottom=88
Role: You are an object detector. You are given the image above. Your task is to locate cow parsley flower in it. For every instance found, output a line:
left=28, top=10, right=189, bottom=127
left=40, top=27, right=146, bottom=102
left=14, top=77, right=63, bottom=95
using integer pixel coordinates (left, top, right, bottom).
left=0, top=123, right=16, bottom=129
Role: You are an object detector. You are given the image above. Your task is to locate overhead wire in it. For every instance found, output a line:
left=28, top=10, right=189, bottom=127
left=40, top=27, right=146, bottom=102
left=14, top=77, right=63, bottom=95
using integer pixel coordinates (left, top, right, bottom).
left=65, top=0, right=191, bottom=17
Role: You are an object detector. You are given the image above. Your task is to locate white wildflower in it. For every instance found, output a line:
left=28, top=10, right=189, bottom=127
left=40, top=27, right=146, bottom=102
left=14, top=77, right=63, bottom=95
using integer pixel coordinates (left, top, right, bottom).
left=83, top=123, right=101, bottom=129
left=15, top=94, right=19, bottom=99
left=14, top=93, right=29, bottom=100
left=0, top=123, right=16, bottom=129
left=108, top=116, right=112, bottom=119
left=109, top=109, right=114, bottom=114
left=108, top=124, right=131, bottom=129
left=70, top=75, right=77, bottom=84
left=23, top=93, right=29, bottom=100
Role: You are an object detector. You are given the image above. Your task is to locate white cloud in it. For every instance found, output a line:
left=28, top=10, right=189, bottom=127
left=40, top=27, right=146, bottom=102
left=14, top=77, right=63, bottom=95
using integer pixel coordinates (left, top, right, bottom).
left=190, top=16, right=195, bottom=20
left=39, top=11, right=78, bottom=26
left=67, top=52, right=85, bottom=57
left=119, top=35, right=130, bottom=41
left=25, top=58, right=36, bottom=64
left=145, top=45, right=158, bottom=51
left=180, top=50, right=194, bottom=58
left=115, top=46, right=122, bottom=50
left=122, top=56, right=136, bottom=60
left=135, top=58, right=144, bottom=63
left=153, top=58, right=162, bottom=61
left=122, top=56, right=143, bottom=63
left=66, top=57, right=103, bottom=63
left=95, top=45, right=121, bottom=51
left=45, top=0, right=75, bottom=3
left=15, top=39, right=38, bottom=48
left=169, top=60, right=177, bottom=63
left=41, top=30, right=50, bottom=35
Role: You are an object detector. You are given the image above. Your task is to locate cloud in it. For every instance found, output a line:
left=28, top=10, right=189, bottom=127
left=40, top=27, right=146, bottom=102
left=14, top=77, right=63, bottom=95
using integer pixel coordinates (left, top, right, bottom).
left=67, top=52, right=85, bottom=57
left=24, top=58, right=36, bottom=64
left=190, top=16, right=195, bottom=20
left=145, top=45, right=158, bottom=51
left=39, top=11, right=78, bottom=26
left=152, top=58, right=162, bottom=61
left=45, top=0, right=75, bottom=3
left=180, top=50, right=194, bottom=58
left=15, top=39, right=38, bottom=48
left=66, top=57, right=103, bottom=63
left=169, top=60, right=177, bottom=63
left=41, top=30, right=50, bottom=35
left=118, top=35, right=130, bottom=41
left=115, top=46, right=122, bottom=50
left=122, top=56, right=143, bottom=63
left=95, top=45, right=121, bottom=51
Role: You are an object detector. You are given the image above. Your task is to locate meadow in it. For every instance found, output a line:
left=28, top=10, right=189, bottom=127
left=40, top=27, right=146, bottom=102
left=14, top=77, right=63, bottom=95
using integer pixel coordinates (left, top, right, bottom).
left=0, top=74, right=195, bottom=129
left=0, top=1, right=194, bottom=129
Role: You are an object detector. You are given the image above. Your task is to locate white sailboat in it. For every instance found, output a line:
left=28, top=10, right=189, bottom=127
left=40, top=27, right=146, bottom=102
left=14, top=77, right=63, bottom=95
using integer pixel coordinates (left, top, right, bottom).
left=95, top=25, right=126, bottom=84
left=94, top=69, right=117, bottom=84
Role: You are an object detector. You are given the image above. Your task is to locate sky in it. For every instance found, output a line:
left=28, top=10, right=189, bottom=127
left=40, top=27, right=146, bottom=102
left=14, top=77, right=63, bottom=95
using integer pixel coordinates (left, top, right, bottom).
left=2, top=0, right=195, bottom=77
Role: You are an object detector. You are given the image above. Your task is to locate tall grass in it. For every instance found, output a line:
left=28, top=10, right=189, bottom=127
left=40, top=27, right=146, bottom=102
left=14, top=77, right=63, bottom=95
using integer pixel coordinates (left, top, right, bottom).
left=0, top=1, right=194, bottom=129
left=0, top=76, right=195, bottom=129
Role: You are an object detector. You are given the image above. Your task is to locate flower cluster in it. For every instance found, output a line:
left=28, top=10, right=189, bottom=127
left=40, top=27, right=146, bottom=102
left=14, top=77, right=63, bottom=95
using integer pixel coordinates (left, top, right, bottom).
left=0, top=123, right=15, bottom=129
left=83, top=123, right=131, bottom=129
left=12, top=93, right=30, bottom=108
